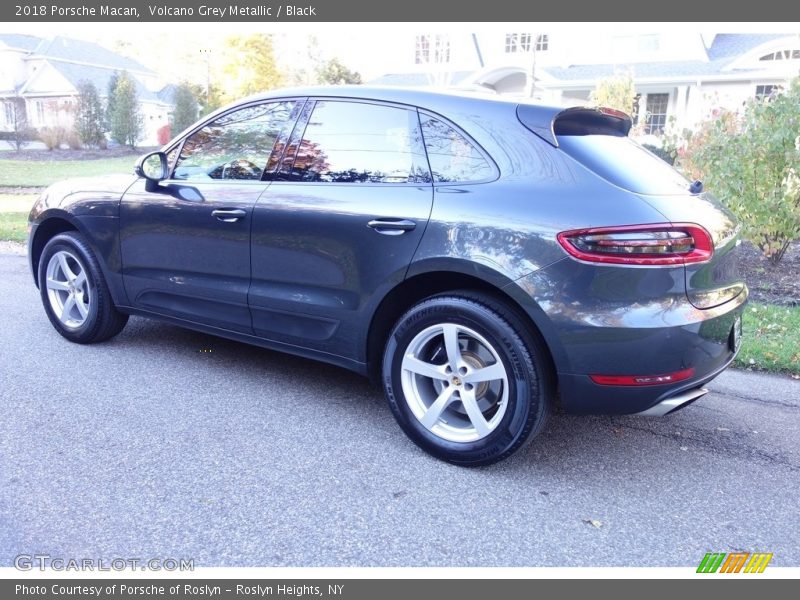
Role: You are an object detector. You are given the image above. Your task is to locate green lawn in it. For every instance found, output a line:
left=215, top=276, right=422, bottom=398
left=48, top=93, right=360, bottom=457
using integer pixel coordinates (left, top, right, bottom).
left=0, top=156, right=136, bottom=187
left=0, top=212, right=28, bottom=243
left=736, top=303, right=800, bottom=375
left=0, top=193, right=38, bottom=213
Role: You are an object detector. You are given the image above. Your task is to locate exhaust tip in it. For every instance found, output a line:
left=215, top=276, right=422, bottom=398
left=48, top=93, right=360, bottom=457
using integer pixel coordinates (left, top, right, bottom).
left=635, top=387, right=709, bottom=417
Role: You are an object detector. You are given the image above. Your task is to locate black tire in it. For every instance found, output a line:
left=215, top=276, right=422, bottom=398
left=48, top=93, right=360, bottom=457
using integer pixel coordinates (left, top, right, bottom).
left=37, top=231, right=128, bottom=344
left=382, top=290, right=553, bottom=466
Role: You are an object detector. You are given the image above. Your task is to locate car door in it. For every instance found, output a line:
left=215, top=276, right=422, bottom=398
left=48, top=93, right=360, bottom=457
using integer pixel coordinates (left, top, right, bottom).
left=248, top=99, right=434, bottom=359
left=119, top=99, right=303, bottom=334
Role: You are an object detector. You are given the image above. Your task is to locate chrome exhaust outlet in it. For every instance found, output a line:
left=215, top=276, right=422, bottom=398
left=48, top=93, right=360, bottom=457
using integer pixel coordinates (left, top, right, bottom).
left=635, top=387, right=709, bottom=417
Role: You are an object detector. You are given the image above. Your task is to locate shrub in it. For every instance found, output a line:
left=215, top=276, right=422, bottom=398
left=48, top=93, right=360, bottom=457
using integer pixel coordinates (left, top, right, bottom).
left=65, top=129, right=83, bottom=150
left=39, top=126, right=67, bottom=150
left=641, top=143, right=675, bottom=165
left=675, top=79, right=800, bottom=264
left=0, top=127, right=37, bottom=143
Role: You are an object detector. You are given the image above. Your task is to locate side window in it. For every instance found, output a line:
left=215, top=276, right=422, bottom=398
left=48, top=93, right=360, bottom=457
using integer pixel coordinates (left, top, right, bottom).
left=420, top=114, right=494, bottom=183
left=287, top=101, right=429, bottom=184
left=173, top=101, right=299, bottom=181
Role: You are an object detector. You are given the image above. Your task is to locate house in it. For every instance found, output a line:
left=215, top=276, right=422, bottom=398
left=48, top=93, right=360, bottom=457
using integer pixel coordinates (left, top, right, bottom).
left=370, top=32, right=800, bottom=141
left=0, top=34, right=174, bottom=146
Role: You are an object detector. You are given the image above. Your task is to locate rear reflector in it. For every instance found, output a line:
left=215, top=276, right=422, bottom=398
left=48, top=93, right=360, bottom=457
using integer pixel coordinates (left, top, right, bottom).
left=557, top=223, right=713, bottom=266
left=590, top=367, right=695, bottom=386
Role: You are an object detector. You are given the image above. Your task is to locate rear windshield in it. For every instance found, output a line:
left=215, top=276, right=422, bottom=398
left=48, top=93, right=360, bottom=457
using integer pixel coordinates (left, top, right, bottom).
left=557, top=134, right=690, bottom=196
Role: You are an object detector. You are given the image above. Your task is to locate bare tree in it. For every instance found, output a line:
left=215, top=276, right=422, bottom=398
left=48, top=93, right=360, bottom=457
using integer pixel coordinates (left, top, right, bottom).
left=7, top=93, right=30, bottom=151
left=525, top=33, right=547, bottom=98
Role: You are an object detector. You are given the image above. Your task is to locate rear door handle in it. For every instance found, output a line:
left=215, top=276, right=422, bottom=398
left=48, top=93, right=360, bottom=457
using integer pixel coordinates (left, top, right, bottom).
left=212, top=209, right=247, bottom=222
left=367, top=219, right=417, bottom=235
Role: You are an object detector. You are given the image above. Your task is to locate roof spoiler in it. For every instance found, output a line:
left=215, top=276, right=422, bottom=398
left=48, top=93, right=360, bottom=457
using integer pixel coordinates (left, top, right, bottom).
left=517, top=104, right=632, bottom=147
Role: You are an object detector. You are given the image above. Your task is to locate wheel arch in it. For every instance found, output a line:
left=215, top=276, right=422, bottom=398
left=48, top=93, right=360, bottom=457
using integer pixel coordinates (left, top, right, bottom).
left=29, top=212, right=81, bottom=286
left=365, top=261, right=565, bottom=385
left=30, top=211, right=128, bottom=307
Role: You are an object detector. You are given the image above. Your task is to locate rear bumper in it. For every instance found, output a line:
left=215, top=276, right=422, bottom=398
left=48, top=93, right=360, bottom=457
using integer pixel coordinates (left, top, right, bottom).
left=553, top=286, right=747, bottom=415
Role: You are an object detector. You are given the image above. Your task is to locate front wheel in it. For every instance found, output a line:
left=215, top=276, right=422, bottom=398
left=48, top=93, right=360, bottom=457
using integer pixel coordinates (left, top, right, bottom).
left=38, top=231, right=128, bottom=343
left=382, top=292, right=552, bottom=466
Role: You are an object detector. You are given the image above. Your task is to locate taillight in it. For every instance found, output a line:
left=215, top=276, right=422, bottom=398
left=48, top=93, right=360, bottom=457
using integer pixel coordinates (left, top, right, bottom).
left=556, top=223, right=713, bottom=266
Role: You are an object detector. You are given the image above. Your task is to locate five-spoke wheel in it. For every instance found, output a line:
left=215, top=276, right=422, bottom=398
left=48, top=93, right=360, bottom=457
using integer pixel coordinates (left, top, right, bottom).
left=45, top=250, right=91, bottom=330
left=37, top=231, right=128, bottom=343
left=383, top=291, right=552, bottom=466
left=401, top=323, right=509, bottom=442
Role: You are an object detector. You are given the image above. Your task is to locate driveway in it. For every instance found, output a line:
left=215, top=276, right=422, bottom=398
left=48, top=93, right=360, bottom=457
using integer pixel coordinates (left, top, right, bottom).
left=0, top=251, right=798, bottom=567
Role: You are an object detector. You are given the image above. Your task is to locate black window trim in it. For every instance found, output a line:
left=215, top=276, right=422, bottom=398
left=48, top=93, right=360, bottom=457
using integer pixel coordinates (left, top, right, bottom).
left=163, top=96, right=308, bottom=184
left=273, top=96, right=433, bottom=187
left=417, top=108, right=500, bottom=186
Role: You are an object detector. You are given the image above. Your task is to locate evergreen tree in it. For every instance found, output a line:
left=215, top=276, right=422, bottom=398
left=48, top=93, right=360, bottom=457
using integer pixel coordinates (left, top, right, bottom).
left=105, top=71, right=120, bottom=131
left=222, top=34, right=282, bottom=100
left=108, top=72, right=143, bottom=148
left=74, top=80, right=105, bottom=147
left=317, top=58, right=362, bottom=85
left=170, top=83, right=199, bottom=135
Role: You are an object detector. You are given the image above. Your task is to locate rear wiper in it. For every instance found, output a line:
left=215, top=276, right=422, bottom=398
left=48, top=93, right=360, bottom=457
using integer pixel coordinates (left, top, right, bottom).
left=689, top=180, right=704, bottom=194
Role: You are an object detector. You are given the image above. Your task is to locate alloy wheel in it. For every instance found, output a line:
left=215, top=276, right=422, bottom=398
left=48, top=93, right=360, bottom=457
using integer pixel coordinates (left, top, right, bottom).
left=400, top=323, right=509, bottom=443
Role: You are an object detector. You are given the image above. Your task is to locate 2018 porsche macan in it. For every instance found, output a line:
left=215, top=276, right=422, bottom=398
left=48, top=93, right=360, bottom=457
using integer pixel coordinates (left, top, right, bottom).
left=28, top=87, right=747, bottom=465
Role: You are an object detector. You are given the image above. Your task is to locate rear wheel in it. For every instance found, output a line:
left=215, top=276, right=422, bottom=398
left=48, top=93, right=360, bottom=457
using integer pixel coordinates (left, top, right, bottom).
left=382, top=291, right=552, bottom=466
left=38, top=231, right=128, bottom=343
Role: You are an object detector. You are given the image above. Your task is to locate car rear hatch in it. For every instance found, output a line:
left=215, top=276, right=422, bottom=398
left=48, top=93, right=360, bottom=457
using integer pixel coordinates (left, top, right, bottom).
left=518, top=104, right=746, bottom=309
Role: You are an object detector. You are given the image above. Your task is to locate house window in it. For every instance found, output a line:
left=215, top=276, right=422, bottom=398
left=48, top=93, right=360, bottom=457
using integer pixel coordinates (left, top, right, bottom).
left=535, top=34, right=549, bottom=52
left=505, top=33, right=531, bottom=53
left=755, top=84, right=779, bottom=100
left=415, top=35, right=429, bottom=64
left=759, top=49, right=800, bottom=61
left=35, top=100, right=46, bottom=125
left=3, top=102, right=13, bottom=125
left=415, top=35, right=450, bottom=65
left=644, top=93, right=669, bottom=135
left=505, top=33, right=548, bottom=53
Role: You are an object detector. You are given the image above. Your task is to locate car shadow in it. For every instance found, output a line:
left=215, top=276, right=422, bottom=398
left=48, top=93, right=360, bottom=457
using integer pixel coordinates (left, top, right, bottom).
left=112, top=316, right=787, bottom=477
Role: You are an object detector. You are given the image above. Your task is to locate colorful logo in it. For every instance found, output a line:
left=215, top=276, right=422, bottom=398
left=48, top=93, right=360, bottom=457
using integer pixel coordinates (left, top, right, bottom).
left=697, top=552, right=773, bottom=573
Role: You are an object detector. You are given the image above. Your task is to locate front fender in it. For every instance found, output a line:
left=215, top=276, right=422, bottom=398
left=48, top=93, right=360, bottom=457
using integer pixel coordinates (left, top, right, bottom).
left=28, top=209, right=128, bottom=307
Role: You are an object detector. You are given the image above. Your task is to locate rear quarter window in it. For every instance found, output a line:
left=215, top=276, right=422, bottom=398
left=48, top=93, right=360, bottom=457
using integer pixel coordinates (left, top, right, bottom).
left=556, top=134, right=690, bottom=196
left=420, top=114, right=495, bottom=183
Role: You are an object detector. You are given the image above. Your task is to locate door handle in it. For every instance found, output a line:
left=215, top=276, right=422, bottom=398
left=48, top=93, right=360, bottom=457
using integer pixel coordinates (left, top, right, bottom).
left=367, top=219, right=417, bottom=235
left=212, top=209, right=247, bottom=222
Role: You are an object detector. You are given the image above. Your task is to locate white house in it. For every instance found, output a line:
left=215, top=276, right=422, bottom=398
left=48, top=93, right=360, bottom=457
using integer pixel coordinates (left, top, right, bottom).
left=370, top=32, right=800, bottom=138
left=0, top=34, right=174, bottom=146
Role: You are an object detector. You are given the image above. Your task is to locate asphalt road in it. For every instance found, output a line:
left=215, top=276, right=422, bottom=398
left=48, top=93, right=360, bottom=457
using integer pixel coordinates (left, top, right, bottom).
left=1, top=251, right=798, bottom=567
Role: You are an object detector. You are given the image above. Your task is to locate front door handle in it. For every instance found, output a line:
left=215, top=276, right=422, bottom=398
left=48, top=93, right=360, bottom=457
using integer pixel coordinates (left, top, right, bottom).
left=367, top=219, right=417, bottom=235
left=212, top=209, right=247, bottom=222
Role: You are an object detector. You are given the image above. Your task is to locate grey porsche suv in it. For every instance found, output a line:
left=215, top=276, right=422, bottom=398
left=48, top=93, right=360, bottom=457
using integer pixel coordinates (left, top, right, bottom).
left=28, top=86, right=747, bottom=465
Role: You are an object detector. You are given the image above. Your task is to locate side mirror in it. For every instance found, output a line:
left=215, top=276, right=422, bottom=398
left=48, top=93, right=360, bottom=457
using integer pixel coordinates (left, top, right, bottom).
left=135, top=151, right=169, bottom=190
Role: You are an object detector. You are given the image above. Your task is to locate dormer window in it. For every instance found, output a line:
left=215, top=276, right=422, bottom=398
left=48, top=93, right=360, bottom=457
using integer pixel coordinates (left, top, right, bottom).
left=505, top=33, right=548, bottom=53
left=759, top=49, right=800, bottom=61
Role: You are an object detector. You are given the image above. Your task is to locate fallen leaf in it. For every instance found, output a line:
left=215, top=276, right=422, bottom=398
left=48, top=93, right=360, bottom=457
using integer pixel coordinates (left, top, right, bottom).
left=582, top=519, right=603, bottom=528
